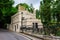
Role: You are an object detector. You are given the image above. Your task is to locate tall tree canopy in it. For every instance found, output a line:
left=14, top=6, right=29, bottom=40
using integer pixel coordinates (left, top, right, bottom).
left=40, top=0, right=60, bottom=35
left=36, top=9, right=40, bottom=19
left=0, top=0, right=17, bottom=28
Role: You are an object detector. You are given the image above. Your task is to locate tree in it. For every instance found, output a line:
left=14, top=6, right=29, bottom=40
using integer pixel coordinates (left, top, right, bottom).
left=54, top=0, right=60, bottom=36
left=55, top=0, right=60, bottom=22
left=29, top=4, right=34, bottom=13
left=40, top=0, right=53, bottom=35
left=0, top=0, right=17, bottom=28
left=16, top=3, right=34, bottom=13
left=40, top=0, right=60, bottom=36
left=36, top=10, right=40, bottom=19
left=50, top=0, right=60, bottom=36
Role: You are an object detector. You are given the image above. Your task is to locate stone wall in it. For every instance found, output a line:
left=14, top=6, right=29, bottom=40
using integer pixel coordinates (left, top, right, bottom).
left=8, top=5, right=43, bottom=33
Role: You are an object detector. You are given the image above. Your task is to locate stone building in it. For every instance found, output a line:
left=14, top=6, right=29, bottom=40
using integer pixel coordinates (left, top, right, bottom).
left=8, top=5, right=43, bottom=32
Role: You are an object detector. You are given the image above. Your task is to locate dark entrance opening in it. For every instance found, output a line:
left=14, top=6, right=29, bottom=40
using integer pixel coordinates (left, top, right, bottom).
left=35, top=23, right=38, bottom=28
left=32, top=23, right=38, bottom=33
left=15, top=25, right=16, bottom=32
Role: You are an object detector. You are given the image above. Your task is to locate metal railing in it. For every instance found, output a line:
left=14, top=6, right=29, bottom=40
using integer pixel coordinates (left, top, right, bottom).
left=20, top=25, right=43, bottom=34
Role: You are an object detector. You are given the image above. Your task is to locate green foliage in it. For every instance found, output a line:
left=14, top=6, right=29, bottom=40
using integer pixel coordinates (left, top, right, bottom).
left=28, top=4, right=34, bottom=13
left=36, top=10, right=40, bottom=19
left=40, top=0, right=51, bottom=23
left=16, top=3, right=34, bottom=13
left=0, top=0, right=17, bottom=28
left=40, top=0, right=60, bottom=35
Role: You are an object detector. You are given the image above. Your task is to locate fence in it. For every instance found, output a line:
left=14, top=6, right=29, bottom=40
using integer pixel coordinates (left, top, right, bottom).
left=20, top=25, right=43, bottom=34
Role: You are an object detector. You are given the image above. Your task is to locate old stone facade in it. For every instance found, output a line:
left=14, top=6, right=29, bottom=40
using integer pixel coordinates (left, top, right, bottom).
left=8, top=5, right=43, bottom=32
